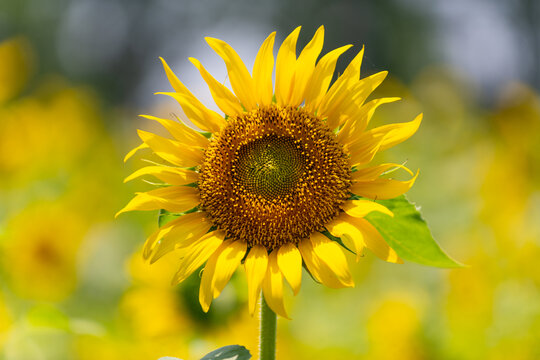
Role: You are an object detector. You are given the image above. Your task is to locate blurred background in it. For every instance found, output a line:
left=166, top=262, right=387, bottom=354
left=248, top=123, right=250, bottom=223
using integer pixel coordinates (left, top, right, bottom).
left=1, top=0, right=539, bottom=359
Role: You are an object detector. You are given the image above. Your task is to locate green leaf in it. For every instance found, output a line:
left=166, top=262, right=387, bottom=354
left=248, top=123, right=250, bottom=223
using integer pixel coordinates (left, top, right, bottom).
left=365, top=195, right=464, bottom=268
left=199, top=345, right=251, bottom=360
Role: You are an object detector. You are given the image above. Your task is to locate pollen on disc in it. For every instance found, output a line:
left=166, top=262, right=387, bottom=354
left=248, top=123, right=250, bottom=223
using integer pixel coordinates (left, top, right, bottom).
left=199, top=105, right=351, bottom=250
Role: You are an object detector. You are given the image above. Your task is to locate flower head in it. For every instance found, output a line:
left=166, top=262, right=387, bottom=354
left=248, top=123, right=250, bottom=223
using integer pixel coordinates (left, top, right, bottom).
left=119, top=26, right=421, bottom=318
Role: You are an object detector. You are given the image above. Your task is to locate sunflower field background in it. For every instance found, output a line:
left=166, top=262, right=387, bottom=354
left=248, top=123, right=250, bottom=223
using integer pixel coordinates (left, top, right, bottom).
left=1, top=0, right=540, bottom=359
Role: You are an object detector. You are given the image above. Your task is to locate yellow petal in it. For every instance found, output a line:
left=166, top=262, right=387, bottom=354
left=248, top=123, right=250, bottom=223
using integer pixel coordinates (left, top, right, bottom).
left=342, top=199, right=393, bottom=218
left=351, top=163, right=413, bottom=182
left=252, top=32, right=276, bottom=106
left=329, top=72, right=390, bottom=130
left=298, top=235, right=352, bottom=289
left=318, top=47, right=365, bottom=119
left=142, top=212, right=209, bottom=260
left=115, top=186, right=199, bottom=218
left=304, top=45, right=352, bottom=112
left=337, top=46, right=365, bottom=83
left=351, top=71, right=388, bottom=102
left=277, top=243, right=302, bottom=295
left=124, top=142, right=148, bottom=163
left=189, top=57, right=244, bottom=117
left=212, top=240, right=247, bottom=298
left=262, top=250, right=289, bottom=319
left=137, top=129, right=203, bottom=167
left=160, top=56, right=188, bottom=94
left=338, top=97, right=401, bottom=145
left=275, top=26, right=301, bottom=106
left=244, top=245, right=268, bottom=316
left=199, top=242, right=221, bottom=312
left=343, top=215, right=402, bottom=263
left=124, top=165, right=198, bottom=185
left=139, top=114, right=209, bottom=149
left=351, top=170, right=419, bottom=200
left=310, top=232, right=354, bottom=288
left=297, top=238, right=322, bottom=283
left=205, top=37, right=257, bottom=110
left=171, top=230, right=226, bottom=284
left=325, top=214, right=366, bottom=262
left=288, top=25, right=325, bottom=107
left=365, top=113, right=423, bottom=152
left=158, top=58, right=225, bottom=133
left=346, top=132, right=387, bottom=167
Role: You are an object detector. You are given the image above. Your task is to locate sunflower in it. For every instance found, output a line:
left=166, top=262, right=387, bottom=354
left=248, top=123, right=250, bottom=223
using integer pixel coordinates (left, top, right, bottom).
left=118, top=26, right=421, bottom=319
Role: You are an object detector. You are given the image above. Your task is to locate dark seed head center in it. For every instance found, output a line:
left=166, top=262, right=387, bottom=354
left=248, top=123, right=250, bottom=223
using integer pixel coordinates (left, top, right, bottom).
left=233, top=135, right=305, bottom=200
left=199, top=105, right=351, bottom=250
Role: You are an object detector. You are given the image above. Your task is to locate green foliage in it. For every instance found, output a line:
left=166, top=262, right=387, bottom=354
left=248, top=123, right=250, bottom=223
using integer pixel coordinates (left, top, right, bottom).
left=366, top=195, right=464, bottom=268
left=199, top=345, right=251, bottom=360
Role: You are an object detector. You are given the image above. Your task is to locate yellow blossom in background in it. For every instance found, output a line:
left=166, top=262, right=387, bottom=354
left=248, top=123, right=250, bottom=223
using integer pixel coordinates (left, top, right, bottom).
left=122, top=251, right=194, bottom=339
left=120, top=286, right=193, bottom=339
left=127, top=249, right=181, bottom=288
left=0, top=85, right=98, bottom=183
left=1, top=203, right=87, bottom=301
left=0, top=37, right=33, bottom=105
left=0, top=294, right=13, bottom=349
left=367, top=297, right=423, bottom=360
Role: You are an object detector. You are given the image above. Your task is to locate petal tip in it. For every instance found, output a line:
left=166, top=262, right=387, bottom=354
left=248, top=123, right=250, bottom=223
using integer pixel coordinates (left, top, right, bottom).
left=188, top=57, right=201, bottom=67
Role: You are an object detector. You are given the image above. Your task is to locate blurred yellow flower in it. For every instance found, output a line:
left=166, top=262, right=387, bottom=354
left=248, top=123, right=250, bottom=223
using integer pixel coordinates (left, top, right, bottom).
left=367, top=298, right=423, bottom=360
left=119, top=26, right=421, bottom=318
left=0, top=293, right=12, bottom=349
left=1, top=203, right=86, bottom=301
left=120, top=286, right=193, bottom=339
left=0, top=86, right=98, bottom=181
left=0, top=37, right=33, bottom=104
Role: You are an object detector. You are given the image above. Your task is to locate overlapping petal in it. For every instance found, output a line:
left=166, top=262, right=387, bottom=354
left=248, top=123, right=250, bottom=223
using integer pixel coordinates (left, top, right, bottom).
left=171, top=230, right=226, bottom=284
left=334, top=214, right=402, bottom=263
left=262, top=250, right=289, bottom=319
left=326, top=71, right=389, bottom=130
left=205, top=37, right=257, bottom=110
left=142, top=212, right=210, bottom=260
left=199, top=240, right=247, bottom=312
left=137, top=129, right=203, bottom=167
left=304, top=45, right=352, bottom=112
left=275, top=26, right=301, bottom=106
left=352, top=168, right=419, bottom=200
left=342, top=199, right=393, bottom=218
left=189, top=57, right=244, bottom=117
left=245, top=245, right=269, bottom=316
left=288, top=25, right=325, bottom=107
left=277, top=243, right=302, bottom=295
left=252, top=32, right=276, bottom=106
left=139, top=114, right=209, bottom=149
left=158, top=58, right=225, bottom=133
left=124, top=165, right=198, bottom=185
left=115, top=186, right=199, bottom=217
left=299, top=233, right=354, bottom=289
left=338, top=97, right=401, bottom=144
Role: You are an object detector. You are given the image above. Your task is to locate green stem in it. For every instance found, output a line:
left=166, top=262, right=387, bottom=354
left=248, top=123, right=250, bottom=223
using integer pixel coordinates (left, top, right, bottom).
left=259, top=294, right=277, bottom=360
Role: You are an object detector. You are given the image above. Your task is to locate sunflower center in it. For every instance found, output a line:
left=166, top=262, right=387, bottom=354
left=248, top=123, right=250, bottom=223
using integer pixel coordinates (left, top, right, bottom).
left=233, top=135, right=305, bottom=200
left=199, top=105, right=351, bottom=250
